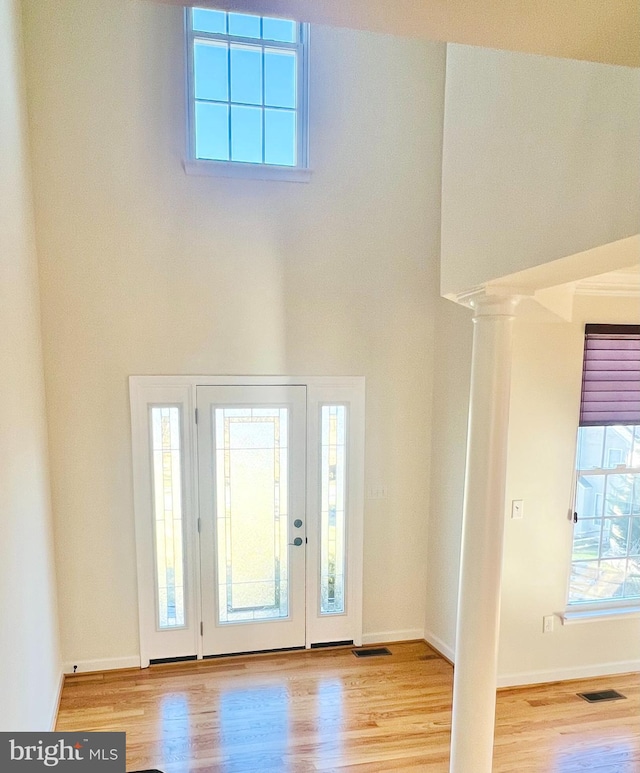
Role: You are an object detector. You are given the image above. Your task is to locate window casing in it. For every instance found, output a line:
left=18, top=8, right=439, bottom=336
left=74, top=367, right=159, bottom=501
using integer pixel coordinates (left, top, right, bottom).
left=185, top=8, right=310, bottom=181
left=568, top=325, right=640, bottom=612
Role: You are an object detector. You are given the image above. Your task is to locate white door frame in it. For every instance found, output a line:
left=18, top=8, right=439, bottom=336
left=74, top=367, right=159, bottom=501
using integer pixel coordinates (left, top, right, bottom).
left=130, top=375, right=365, bottom=666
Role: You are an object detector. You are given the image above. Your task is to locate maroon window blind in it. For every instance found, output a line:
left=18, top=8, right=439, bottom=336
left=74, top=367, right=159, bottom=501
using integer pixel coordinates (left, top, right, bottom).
left=579, top=324, right=640, bottom=426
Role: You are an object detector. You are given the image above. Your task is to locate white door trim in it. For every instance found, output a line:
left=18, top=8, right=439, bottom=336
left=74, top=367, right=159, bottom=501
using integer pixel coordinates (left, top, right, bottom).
left=130, top=375, right=365, bottom=666
left=130, top=381, right=201, bottom=665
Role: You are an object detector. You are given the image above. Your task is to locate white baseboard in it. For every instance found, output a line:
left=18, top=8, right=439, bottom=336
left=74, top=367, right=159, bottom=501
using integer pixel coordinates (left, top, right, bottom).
left=63, top=656, right=141, bottom=675
left=361, top=628, right=424, bottom=645
left=423, top=629, right=455, bottom=664
left=48, top=670, right=65, bottom=731
left=497, top=659, right=640, bottom=689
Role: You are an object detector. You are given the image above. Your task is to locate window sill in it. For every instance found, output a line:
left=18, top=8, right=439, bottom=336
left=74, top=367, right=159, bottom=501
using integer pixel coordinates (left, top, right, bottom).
left=184, top=159, right=312, bottom=183
left=561, top=605, right=640, bottom=625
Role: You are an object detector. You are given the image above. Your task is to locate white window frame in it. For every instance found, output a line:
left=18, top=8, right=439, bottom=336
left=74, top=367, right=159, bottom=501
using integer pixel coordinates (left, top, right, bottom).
left=130, top=375, right=364, bottom=666
left=563, top=425, right=640, bottom=624
left=183, top=9, right=311, bottom=182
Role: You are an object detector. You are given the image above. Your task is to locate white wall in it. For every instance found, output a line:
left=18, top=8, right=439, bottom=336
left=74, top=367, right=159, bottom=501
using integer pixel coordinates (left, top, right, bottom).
left=424, top=292, right=640, bottom=683
left=440, top=45, right=640, bottom=297
left=499, top=294, right=640, bottom=686
left=0, top=0, right=61, bottom=730
left=424, top=297, right=472, bottom=659
left=22, top=0, right=445, bottom=666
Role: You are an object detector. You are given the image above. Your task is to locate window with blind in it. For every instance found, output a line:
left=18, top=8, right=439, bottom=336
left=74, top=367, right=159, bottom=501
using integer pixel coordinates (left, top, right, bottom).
left=568, top=324, right=640, bottom=607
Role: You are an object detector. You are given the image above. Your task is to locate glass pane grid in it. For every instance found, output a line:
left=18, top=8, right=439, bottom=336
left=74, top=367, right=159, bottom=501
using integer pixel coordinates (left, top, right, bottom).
left=193, top=9, right=298, bottom=43
left=569, top=424, right=640, bottom=605
left=151, top=406, right=186, bottom=629
left=320, top=406, right=347, bottom=615
left=191, top=9, right=300, bottom=166
left=214, top=407, right=290, bottom=624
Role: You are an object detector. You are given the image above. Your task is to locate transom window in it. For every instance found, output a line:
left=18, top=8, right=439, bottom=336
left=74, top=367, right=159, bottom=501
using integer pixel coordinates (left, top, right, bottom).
left=185, top=8, right=309, bottom=176
left=568, top=325, right=640, bottom=608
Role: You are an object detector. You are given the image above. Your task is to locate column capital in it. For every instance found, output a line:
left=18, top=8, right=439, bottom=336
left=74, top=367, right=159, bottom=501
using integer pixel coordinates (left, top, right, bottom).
left=454, top=287, right=522, bottom=318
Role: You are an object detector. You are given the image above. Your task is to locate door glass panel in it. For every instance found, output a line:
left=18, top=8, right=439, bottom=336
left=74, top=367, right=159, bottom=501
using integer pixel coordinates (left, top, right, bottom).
left=320, top=405, right=347, bottom=614
left=150, top=406, right=186, bottom=629
left=214, top=407, right=289, bottom=623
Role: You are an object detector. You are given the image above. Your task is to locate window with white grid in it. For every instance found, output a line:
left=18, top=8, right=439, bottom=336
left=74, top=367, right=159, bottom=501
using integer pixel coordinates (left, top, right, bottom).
left=186, top=8, right=309, bottom=179
left=568, top=325, right=640, bottom=609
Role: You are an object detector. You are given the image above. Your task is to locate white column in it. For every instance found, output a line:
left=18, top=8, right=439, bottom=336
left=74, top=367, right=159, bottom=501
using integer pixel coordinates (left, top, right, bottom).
left=449, top=292, right=519, bottom=773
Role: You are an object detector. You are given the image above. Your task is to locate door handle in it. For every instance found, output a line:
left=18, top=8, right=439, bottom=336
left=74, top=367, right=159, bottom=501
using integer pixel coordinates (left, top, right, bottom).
left=289, top=537, right=303, bottom=547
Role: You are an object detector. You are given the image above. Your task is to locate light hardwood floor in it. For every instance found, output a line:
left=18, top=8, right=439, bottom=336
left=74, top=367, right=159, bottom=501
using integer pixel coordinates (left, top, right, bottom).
left=55, top=641, right=640, bottom=772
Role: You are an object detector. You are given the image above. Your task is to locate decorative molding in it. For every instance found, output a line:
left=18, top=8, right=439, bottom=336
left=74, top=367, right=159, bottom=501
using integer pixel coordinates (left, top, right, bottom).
left=496, top=659, right=640, bottom=689
left=361, top=628, right=425, bottom=645
left=48, top=671, right=65, bottom=731
left=451, top=265, right=639, bottom=308
left=423, top=630, right=455, bottom=665
left=452, top=286, right=527, bottom=316
left=453, top=285, right=520, bottom=308
left=62, top=656, right=141, bottom=675
left=574, top=268, right=640, bottom=298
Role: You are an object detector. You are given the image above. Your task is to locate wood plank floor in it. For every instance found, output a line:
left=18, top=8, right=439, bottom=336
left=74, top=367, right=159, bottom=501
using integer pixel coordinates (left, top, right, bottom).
left=55, top=641, right=640, bottom=772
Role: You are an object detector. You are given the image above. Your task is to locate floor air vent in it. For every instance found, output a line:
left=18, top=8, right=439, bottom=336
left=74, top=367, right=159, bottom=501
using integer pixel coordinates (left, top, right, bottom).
left=352, top=647, right=392, bottom=658
left=149, top=655, right=197, bottom=665
left=577, top=689, right=626, bottom=703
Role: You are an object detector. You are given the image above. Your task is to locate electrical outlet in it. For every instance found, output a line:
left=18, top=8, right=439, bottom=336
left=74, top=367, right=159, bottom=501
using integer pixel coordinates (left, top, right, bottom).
left=367, top=485, right=388, bottom=500
left=511, top=499, right=524, bottom=519
left=543, top=615, right=555, bottom=634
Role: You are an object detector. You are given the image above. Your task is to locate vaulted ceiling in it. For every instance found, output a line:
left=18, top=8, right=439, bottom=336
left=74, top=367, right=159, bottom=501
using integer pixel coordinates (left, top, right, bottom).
left=157, top=0, right=640, bottom=67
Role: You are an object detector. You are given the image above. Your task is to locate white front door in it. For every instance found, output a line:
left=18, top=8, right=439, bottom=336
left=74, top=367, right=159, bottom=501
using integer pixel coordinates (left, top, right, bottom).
left=130, top=376, right=365, bottom=666
left=196, top=385, right=307, bottom=655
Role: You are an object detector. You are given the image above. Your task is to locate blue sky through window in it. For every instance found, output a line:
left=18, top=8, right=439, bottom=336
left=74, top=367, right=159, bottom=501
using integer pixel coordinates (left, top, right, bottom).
left=196, top=102, right=229, bottom=161
left=265, top=51, right=296, bottom=108
left=265, top=110, right=295, bottom=166
left=230, top=46, right=262, bottom=105
left=228, top=13, right=261, bottom=38
left=194, top=42, right=228, bottom=102
left=231, top=106, right=262, bottom=163
left=262, top=17, right=296, bottom=43
left=191, top=9, right=301, bottom=166
left=192, top=8, right=226, bottom=34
